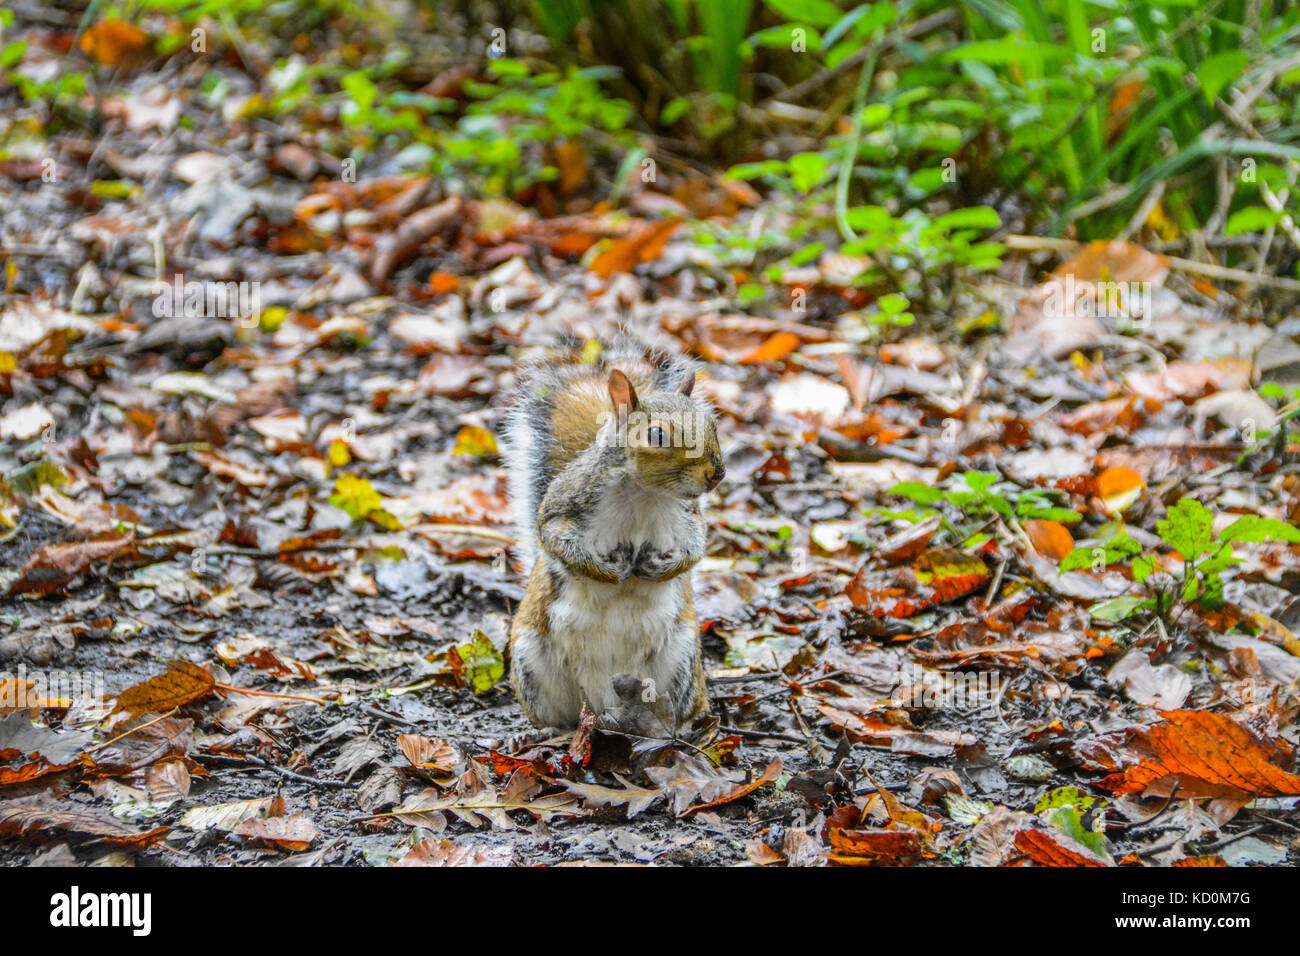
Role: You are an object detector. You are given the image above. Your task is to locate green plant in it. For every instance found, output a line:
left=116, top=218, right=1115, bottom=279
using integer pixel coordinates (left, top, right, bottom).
left=883, top=470, right=1079, bottom=548
left=1061, top=498, right=1300, bottom=620
left=949, top=0, right=1300, bottom=247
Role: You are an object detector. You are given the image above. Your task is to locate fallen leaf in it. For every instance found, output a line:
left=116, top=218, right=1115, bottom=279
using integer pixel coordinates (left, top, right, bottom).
left=112, top=660, right=215, bottom=715
left=1099, top=710, right=1300, bottom=798
left=231, top=814, right=320, bottom=851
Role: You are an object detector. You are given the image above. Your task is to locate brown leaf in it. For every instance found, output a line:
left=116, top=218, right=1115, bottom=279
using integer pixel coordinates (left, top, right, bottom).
left=562, top=775, right=664, bottom=818
left=112, top=660, right=214, bottom=716
left=828, top=827, right=924, bottom=865
left=368, top=197, right=462, bottom=285
left=1014, top=827, right=1111, bottom=867
left=553, top=141, right=587, bottom=196
left=645, top=755, right=781, bottom=818
left=818, top=705, right=976, bottom=757
left=7, top=532, right=133, bottom=595
left=589, top=219, right=680, bottom=278
left=1099, top=710, right=1300, bottom=798
left=1024, top=519, right=1075, bottom=561
left=231, top=814, right=320, bottom=851
left=682, top=758, right=782, bottom=817
left=0, top=801, right=169, bottom=847
left=397, top=734, right=459, bottom=776
left=85, top=716, right=194, bottom=777
left=397, top=839, right=513, bottom=866
left=78, top=20, right=152, bottom=69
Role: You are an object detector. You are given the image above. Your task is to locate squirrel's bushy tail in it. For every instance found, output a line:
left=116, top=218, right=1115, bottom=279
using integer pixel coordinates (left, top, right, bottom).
left=504, top=330, right=696, bottom=571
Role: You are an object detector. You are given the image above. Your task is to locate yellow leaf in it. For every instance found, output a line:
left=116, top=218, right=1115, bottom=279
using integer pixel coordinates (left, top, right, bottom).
left=452, top=425, right=498, bottom=458
left=329, top=474, right=382, bottom=521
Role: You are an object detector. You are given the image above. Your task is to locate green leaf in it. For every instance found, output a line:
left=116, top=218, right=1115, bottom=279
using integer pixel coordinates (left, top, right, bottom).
left=1156, top=498, right=1215, bottom=563
left=1088, top=595, right=1145, bottom=621
left=728, top=159, right=787, bottom=181
left=1225, top=206, right=1282, bottom=236
left=341, top=70, right=377, bottom=113
left=1039, top=803, right=1111, bottom=863
left=932, top=206, right=1001, bottom=233
left=788, top=151, right=829, bottom=192
left=1197, top=51, right=1249, bottom=106
left=1017, top=505, right=1082, bottom=524
left=878, top=293, right=908, bottom=314
left=454, top=631, right=505, bottom=694
left=660, top=97, right=691, bottom=126
left=760, top=0, right=845, bottom=28
left=1221, top=515, right=1300, bottom=544
left=888, top=482, right=945, bottom=504
left=1034, top=786, right=1099, bottom=814
left=845, top=205, right=893, bottom=232
left=1059, top=548, right=1095, bottom=572
left=940, top=39, right=1067, bottom=65
left=1060, top=534, right=1142, bottom=571
left=962, top=471, right=1000, bottom=494
left=0, top=40, right=27, bottom=70
left=7, top=461, right=67, bottom=495
left=789, top=241, right=825, bottom=266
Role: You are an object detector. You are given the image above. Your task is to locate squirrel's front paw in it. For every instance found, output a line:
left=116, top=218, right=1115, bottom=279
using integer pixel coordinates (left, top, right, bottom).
left=633, top=543, right=679, bottom=579
left=598, top=542, right=635, bottom=581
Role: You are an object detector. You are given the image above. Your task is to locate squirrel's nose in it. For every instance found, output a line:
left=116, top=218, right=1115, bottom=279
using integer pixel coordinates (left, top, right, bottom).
left=706, top=461, right=725, bottom=491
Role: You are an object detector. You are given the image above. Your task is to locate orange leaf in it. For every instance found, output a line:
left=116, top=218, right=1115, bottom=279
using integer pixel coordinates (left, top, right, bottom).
left=739, top=331, right=800, bottom=364
left=1024, top=519, right=1074, bottom=561
left=828, top=827, right=924, bottom=865
left=1053, top=240, right=1169, bottom=286
left=553, top=141, right=587, bottom=196
left=429, top=271, right=460, bottom=294
left=1100, top=710, right=1300, bottom=799
left=1014, top=828, right=1109, bottom=867
left=78, top=19, right=152, bottom=68
left=681, top=758, right=782, bottom=817
left=589, top=219, right=680, bottom=278
left=112, top=660, right=215, bottom=716
left=1096, top=466, right=1144, bottom=498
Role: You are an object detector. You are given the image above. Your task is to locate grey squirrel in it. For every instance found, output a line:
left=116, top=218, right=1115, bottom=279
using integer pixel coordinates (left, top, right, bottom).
left=504, top=336, right=725, bottom=728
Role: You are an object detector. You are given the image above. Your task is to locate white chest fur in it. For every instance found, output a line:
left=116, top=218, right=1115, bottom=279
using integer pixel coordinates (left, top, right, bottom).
left=513, top=474, right=699, bottom=724
left=584, top=477, right=685, bottom=555
left=547, top=574, right=692, bottom=714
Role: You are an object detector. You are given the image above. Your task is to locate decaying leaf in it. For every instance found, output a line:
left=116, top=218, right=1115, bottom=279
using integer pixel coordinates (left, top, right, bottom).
left=1098, top=710, right=1300, bottom=798
left=112, top=660, right=215, bottom=715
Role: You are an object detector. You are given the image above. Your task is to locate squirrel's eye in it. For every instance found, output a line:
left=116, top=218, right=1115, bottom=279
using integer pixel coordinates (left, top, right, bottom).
left=647, top=425, right=668, bottom=447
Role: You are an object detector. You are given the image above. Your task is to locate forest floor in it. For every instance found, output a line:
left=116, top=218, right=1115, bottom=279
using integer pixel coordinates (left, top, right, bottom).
left=3, top=12, right=1300, bottom=868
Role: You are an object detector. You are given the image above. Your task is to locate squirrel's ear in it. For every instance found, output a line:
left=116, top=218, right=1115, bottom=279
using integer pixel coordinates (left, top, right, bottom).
left=679, top=372, right=696, bottom=397
left=608, top=369, right=638, bottom=417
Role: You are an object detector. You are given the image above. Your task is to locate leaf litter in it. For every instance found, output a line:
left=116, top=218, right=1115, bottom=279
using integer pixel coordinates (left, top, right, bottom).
left=1, top=9, right=1300, bottom=869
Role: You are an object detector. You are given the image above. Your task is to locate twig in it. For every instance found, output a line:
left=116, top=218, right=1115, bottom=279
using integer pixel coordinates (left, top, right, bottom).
left=216, top=683, right=331, bottom=705
left=86, top=708, right=179, bottom=755
left=719, top=725, right=819, bottom=746
left=360, top=705, right=423, bottom=730
left=197, top=752, right=350, bottom=790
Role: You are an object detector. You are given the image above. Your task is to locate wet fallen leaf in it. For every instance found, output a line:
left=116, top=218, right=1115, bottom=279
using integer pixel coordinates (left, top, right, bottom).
left=231, top=814, right=320, bottom=852
left=112, top=660, right=215, bottom=715
left=1099, top=710, right=1300, bottom=798
left=589, top=219, right=680, bottom=278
